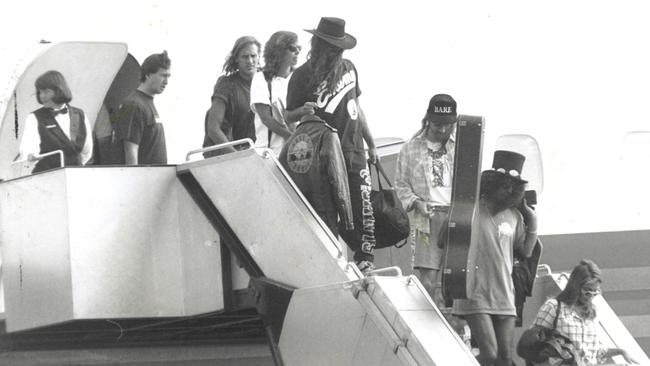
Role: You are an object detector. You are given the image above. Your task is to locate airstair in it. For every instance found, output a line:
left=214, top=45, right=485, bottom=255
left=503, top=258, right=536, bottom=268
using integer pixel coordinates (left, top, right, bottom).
left=0, top=140, right=477, bottom=365
left=176, top=141, right=480, bottom=365
left=1, top=40, right=647, bottom=366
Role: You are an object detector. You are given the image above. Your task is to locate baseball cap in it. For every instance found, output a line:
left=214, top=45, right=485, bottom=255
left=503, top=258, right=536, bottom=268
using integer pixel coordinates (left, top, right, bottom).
left=426, top=94, right=457, bottom=125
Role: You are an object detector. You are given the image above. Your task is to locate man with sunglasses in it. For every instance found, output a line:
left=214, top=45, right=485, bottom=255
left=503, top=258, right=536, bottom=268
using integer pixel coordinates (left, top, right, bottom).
left=250, top=31, right=316, bottom=155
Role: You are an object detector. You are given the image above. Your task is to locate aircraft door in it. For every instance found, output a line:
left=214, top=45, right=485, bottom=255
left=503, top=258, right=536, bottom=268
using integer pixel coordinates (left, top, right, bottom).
left=93, top=53, right=141, bottom=165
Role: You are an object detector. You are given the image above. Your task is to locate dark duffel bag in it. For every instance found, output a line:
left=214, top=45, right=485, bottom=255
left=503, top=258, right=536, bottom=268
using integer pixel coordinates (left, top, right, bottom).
left=369, top=160, right=410, bottom=249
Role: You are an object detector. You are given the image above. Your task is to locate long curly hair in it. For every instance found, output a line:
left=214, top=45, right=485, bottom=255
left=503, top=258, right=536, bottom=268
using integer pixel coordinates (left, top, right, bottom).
left=556, top=259, right=602, bottom=319
left=307, top=36, right=344, bottom=93
left=223, top=36, right=261, bottom=76
left=263, top=31, right=298, bottom=76
left=480, top=170, right=525, bottom=199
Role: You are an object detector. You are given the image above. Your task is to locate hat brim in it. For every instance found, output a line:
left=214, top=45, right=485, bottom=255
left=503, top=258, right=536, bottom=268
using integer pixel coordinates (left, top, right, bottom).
left=483, top=169, right=528, bottom=184
left=305, top=29, right=357, bottom=50
left=428, top=113, right=458, bottom=125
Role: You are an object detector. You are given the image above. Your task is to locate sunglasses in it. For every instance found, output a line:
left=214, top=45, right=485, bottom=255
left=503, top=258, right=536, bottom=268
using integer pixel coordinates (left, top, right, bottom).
left=582, top=288, right=601, bottom=297
left=287, top=44, right=302, bottom=53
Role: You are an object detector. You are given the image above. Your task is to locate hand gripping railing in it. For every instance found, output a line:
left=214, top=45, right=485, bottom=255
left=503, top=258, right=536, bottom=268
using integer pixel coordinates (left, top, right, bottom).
left=185, top=138, right=254, bottom=161
left=11, top=150, right=64, bottom=168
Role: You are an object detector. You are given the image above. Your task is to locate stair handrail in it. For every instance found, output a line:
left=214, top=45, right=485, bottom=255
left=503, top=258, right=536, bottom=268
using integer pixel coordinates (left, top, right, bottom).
left=367, top=266, right=403, bottom=277
left=185, top=138, right=254, bottom=161
left=11, top=150, right=65, bottom=168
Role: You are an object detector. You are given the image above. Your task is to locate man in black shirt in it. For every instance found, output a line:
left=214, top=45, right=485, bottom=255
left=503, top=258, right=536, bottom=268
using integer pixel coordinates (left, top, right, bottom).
left=115, top=51, right=171, bottom=165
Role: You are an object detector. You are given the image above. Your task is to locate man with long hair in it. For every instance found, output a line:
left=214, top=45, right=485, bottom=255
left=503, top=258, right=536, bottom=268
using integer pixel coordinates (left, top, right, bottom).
left=453, top=150, right=538, bottom=366
left=203, top=36, right=261, bottom=156
left=251, top=31, right=312, bottom=155
left=395, top=94, right=458, bottom=305
left=287, top=17, right=378, bottom=273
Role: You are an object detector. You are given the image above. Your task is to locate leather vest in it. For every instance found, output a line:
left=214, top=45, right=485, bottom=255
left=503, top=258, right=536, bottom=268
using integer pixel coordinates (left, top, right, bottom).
left=33, top=106, right=86, bottom=173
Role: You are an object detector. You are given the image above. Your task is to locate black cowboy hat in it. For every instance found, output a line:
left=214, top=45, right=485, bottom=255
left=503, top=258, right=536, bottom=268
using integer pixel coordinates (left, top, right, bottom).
left=305, top=17, right=357, bottom=50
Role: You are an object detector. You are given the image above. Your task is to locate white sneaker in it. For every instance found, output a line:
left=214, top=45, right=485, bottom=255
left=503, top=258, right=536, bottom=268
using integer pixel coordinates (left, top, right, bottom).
left=356, top=260, right=375, bottom=275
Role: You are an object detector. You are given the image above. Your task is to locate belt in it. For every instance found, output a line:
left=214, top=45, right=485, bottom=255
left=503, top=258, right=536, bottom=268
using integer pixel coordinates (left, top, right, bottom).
left=431, top=205, right=450, bottom=212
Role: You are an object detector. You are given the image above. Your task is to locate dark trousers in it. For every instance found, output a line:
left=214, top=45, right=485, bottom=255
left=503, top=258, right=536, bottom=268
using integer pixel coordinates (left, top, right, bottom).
left=340, top=167, right=376, bottom=262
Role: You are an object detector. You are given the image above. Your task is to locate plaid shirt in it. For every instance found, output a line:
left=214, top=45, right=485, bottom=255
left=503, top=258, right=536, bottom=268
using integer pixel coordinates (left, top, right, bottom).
left=395, top=131, right=455, bottom=234
left=533, top=299, right=604, bottom=365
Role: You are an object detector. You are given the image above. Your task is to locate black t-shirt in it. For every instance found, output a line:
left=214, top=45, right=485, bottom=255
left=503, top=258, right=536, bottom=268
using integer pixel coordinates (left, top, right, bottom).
left=208, top=73, right=255, bottom=142
left=114, top=90, right=167, bottom=164
left=287, top=59, right=366, bottom=170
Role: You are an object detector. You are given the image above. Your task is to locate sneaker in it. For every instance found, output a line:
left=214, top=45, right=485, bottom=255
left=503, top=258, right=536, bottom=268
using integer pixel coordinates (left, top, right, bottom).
left=356, top=260, right=375, bottom=275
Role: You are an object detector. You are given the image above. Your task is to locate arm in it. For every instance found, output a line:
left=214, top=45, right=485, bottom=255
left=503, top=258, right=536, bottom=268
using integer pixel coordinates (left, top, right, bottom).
left=80, top=113, right=94, bottom=165
left=516, top=198, right=538, bottom=257
left=124, top=141, right=139, bottom=165
left=206, top=98, right=236, bottom=153
left=325, top=132, right=354, bottom=230
left=600, top=348, right=638, bottom=364
left=19, top=114, right=39, bottom=160
left=114, top=101, right=144, bottom=165
left=358, top=104, right=377, bottom=163
left=284, top=102, right=317, bottom=123
left=285, top=70, right=317, bottom=123
left=532, top=299, right=557, bottom=329
left=394, top=142, right=420, bottom=212
left=250, top=72, right=292, bottom=139
left=252, top=103, right=292, bottom=139
left=19, top=113, right=40, bottom=161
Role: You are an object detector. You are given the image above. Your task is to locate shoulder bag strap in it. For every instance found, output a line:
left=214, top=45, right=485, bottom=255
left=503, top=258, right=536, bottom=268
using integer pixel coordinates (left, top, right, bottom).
left=267, top=79, right=273, bottom=148
left=553, top=299, right=561, bottom=329
left=264, top=71, right=273, bottom=148
left=375, top=160, right=393, bottom=188
left=369, top=161, right=382, bottom=191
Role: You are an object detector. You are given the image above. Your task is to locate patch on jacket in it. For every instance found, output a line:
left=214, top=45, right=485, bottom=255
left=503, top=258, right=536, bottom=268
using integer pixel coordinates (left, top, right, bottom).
left=287, top=133, right=314, bottom=174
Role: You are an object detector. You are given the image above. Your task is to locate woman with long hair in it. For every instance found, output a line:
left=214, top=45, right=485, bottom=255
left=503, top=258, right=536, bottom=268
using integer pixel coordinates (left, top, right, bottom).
left=531, top=259, right=637, bottom=365
left=203, top=36, right=261, bottom=156
left=19, top=70, right=93, bottom=173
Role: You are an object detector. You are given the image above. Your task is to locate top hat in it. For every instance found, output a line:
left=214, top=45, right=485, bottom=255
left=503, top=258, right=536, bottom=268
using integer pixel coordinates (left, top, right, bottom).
left=426, top=94, right=457, bottom=125
left=490, top=150, right=527, bottom=182
left=305, top=17, right=357, bottom=50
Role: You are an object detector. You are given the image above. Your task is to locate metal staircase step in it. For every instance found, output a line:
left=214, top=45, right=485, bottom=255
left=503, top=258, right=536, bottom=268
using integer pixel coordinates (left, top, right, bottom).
left=605, top=290, right=650, bottom=316
left=620, top=315, right=650, bottom=338
left=601, top=267, right=650, bottom=292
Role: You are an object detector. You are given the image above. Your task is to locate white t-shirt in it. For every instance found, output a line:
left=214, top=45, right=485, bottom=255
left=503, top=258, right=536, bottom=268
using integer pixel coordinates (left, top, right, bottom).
left=250, top=71, right=290, bottom=155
